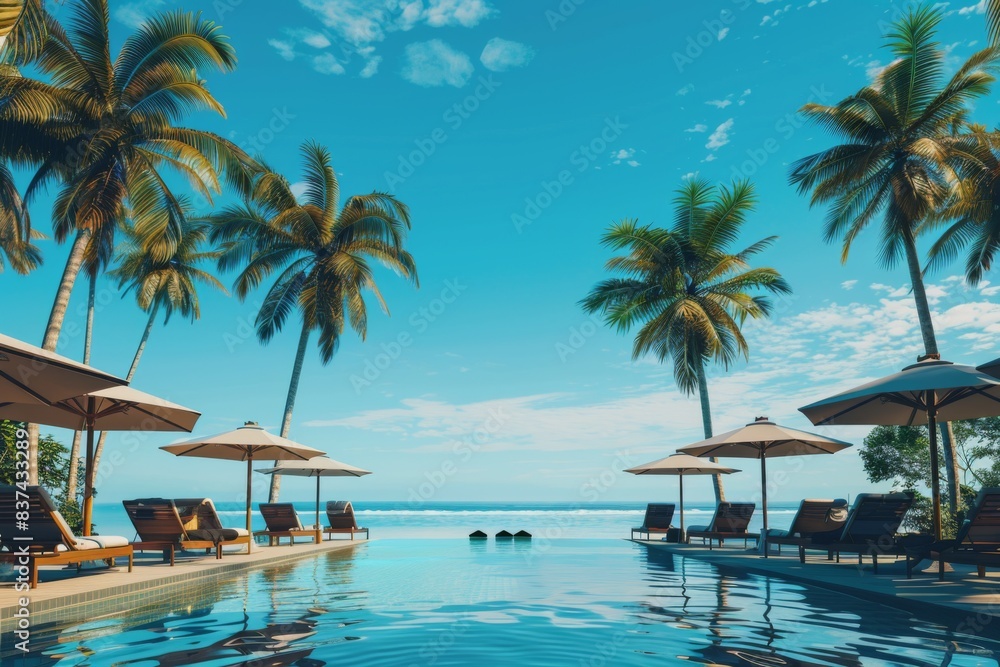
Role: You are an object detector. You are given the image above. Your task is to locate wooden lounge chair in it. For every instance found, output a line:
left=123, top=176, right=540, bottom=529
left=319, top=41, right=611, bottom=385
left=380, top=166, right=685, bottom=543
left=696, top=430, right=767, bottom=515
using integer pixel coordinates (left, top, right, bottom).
left=255, top=503, right=319, bottom=546
left=906, top=487, right=1000, bottom=580
left=767, top=498, right=848, bottom=559
left=807, top=492, right=915, bottom=573
left=686, top=502, right=758, bottom=549
left=631, top=503, right=676, bottom=540
left=324, top=501, right=368, bottom=540
left=0, top=485, right=132, bottom=588
left=123, top=498, right=250, bottom=564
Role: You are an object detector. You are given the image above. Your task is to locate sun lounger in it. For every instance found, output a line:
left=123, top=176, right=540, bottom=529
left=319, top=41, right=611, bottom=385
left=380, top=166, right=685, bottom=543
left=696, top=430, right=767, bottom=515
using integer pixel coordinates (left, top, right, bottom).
left=806, top=492, right=915, bottom=573
left=123, top=498, right=250, bottom=564
left=324, top=501, right=368, bottom=540
left=686, top=502, right=758, bottom=549
left=631, top=503, right=676, bottom=540
left=255, top=503, right=319, bottom=545
left=767, top=498, right=848, bottom=558
left=0, top=485, right=132, bottom=588
left=906, top=487, right=1000, bottom=580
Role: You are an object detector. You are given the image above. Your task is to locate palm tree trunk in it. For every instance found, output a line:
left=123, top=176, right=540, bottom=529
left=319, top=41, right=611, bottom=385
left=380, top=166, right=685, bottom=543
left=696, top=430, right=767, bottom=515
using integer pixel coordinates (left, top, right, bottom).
left=903, top=235, right=961, bottom=516
left=92, top=302, right=159, bottom=481
left=696, top=358, right=725, bottom=503
left=28, top=228, right=91, bottom=485
left=65, top=272, right=96, bottom=504
left=270, top=322, right=311, bottom=502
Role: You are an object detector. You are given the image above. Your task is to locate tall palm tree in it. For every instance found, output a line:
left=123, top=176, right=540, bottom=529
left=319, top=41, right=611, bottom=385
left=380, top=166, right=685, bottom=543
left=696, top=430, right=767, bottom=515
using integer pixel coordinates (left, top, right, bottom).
left=211, top=142, right=418, bottom=501
left=0, top=0, right=255, bottom=481
left=788, top=6, right=999, bottom=516
left=581, top=178, right=791, bottom=502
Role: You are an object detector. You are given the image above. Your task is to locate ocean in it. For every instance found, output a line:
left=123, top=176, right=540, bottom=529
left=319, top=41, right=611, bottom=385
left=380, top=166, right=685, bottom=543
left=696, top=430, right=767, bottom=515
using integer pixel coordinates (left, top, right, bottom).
left=91, top=500, right=800, bottom=540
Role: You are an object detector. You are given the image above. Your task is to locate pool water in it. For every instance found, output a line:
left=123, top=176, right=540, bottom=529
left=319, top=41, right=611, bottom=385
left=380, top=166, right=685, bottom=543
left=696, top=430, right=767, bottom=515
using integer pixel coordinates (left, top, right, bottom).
left=20, top=539, right=1000, bottom=666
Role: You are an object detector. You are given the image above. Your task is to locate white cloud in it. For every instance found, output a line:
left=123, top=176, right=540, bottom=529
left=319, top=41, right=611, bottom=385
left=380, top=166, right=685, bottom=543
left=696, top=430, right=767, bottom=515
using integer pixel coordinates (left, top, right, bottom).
left=706, top=98, right=732, bottom=108
left=611, top=148, right=641, bottom=167
left=676, top=84, right=694, bottom=96
left=841, top=280, right=858, bottom=290
left=480, top=37, right=534, bottom=72
left=313, top=52, right=346, bottom=75
left=113, top=0, right=164, bottom=28
left=269, top=39, right=297, bottom=61
left=402, top=40, right=474, bottom=87
left=706, top=118, right=734, bottom=150
left=682, top=171, right=698, bottom=180
left=685, top=124, right=708, bottom=133
left=360, top=56, right=382, bottom=78
left=717, top=27, right=730, bottom=40
left=959, top=1, right=987, bottom=16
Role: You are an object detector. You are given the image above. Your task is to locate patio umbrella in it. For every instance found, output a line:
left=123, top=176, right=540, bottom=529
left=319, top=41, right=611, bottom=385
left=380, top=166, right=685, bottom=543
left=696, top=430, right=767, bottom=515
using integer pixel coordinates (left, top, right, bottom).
left=678, top=417, right=852, bottom=556
left=0, top=385, right=200, bottom=535
left=256, top=457, right=371, bottom=542
left=799, top=357, right=1000, bottom=540
left=161, top=421, right=325, bottom=549
left=0, top=332, right=125, bottom=405
left=625, top=453, right=740, bottom=539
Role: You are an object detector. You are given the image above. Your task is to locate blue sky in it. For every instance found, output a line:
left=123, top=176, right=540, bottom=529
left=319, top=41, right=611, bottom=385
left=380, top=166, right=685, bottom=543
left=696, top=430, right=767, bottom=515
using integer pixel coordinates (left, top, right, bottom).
left=7, top=0, right=1000, bottom=506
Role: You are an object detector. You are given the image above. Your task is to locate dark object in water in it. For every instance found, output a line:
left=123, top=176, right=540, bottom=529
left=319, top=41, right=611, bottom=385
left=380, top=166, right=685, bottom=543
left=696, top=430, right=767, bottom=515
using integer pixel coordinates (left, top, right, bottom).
left=469, top=530, right=487, bottom=539
left=514, top=530, right=532, bottom=539
left=496, top=530, right=513, bottom=539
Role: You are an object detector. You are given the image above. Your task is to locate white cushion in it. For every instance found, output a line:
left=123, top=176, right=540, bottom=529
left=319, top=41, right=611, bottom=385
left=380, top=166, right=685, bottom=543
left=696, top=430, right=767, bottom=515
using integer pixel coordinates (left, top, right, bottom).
left=74, top=535, right=129, bottom=550
left=230, top=528, right=250, bottom=537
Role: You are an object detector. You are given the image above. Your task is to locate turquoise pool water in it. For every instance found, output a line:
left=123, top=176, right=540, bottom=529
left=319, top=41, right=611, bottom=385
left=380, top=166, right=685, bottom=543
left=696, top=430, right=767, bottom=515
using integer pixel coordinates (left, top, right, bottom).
left=19, top=539, right=1000, bottom=666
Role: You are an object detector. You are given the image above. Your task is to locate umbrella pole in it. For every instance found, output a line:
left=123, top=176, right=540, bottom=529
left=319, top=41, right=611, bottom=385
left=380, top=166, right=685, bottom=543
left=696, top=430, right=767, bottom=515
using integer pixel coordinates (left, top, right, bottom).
left=928, top=405, right=942, bottom=541
left=246, top=457, right=253, bottom=554
left=760, top=451, right=768, bottom=558
left=315, top=476, right=321, bottom=544
left=679, top=475, right=685, bottom=542
left=82, top=408, right=95, bottom=537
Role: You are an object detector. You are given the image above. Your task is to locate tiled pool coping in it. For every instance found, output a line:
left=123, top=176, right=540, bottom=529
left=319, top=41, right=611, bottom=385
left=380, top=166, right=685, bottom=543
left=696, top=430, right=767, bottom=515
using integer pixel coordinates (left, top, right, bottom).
left=638, top=540, right=1000, bottom=623
left=0, top=539, right=365, bottom=635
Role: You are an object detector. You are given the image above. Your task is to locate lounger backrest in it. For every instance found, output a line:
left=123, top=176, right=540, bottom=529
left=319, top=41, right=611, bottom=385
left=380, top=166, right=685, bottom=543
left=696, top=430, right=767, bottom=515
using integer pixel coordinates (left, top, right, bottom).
left=122, top=498, right=187, bottom=542
left=0, top=485, right=77, bottom=551
left=260, top=503, right=303, bottom=531
left=713, top=502, right=755, bottom=533
left=837, top=493, right=912, bottom=543
left=788, top=499, right=849, bottom=536
left=174, top=498, right=225, bottom=530
left=326, top=501, right=359, bottom=529
left=959, top=488, right=1000, bottom=548
left=640, top=503, right=675, bottom=530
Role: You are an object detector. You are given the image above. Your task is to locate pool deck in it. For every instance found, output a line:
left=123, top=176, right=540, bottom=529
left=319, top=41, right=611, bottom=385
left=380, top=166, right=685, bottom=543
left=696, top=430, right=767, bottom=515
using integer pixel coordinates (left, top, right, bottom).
left=636, top=539, right=1000, bottom=622
left=0, top=538, right=366, bottom=634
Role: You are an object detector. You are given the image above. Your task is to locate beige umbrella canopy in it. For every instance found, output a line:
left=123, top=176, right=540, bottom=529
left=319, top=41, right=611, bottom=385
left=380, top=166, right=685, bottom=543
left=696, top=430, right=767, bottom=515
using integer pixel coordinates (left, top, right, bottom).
left=625, top=453, right=740, bottom=538
left=257, top=457, right=371, bottom=542
left=0, top=332, right=125, bottom=405
left=800, top=358, right=1000, bottom=540
left=161, top=421, right=325, bottom=546
left=0, top=385, right=200, bottom=535
left=679, top=417, right=852, bottom=556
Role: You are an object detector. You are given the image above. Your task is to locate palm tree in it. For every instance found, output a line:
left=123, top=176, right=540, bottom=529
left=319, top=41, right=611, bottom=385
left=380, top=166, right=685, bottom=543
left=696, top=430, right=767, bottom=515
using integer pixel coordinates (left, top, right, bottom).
left=211, top=142, right=418, bottom=501
left=0, top=0, right=46, bottom=65
left=0, top=160, right=40, bottom=273
left=788, top=6, right=999, bottom=516
left=581, top=178, right=791, bottom=502
left=0, top=0, right=255, bottom=481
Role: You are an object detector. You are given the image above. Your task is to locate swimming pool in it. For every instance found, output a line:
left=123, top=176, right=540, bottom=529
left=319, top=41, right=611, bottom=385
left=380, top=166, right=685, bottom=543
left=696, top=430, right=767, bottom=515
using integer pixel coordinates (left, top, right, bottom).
left=18, top=539, right=1000, bottom=666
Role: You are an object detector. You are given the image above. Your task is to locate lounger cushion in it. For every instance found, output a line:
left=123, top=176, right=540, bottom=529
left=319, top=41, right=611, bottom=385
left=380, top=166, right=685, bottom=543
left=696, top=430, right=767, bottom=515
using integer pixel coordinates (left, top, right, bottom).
left=55, top=535, right=130, bottom=551
left=687, top=524, right=709, bottom=533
